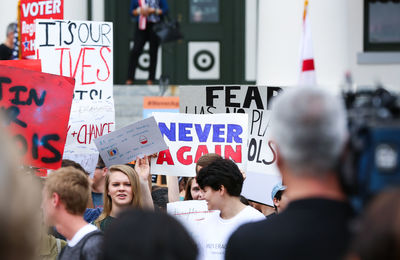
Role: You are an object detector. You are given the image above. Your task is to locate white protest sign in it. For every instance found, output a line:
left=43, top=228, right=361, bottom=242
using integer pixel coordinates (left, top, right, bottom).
left=151, top=112, right=248, bottom=177
left=65, top=100, right=115, bottom=146
left=35, top=19, right=113, bottom=101
left=94, top=117, right=168, bottom=167
left=35, top=19, right=115, bottom=152
left=167, top=200, right=218, bottom=242
left=167, top=200, right=217, bottom=222
left=179, top=86, right=285, bottom=205
left=62, top=144, right=99, bottom=178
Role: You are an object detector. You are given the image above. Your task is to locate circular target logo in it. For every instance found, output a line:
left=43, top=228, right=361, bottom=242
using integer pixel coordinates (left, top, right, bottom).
left=193, top=50, right=215, bottom=72
left=138, top=51, right=150, bottom=71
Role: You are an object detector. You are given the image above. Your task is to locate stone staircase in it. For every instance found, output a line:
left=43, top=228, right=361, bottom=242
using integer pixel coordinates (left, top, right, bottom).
left=113, top=84, right=179, bottom=129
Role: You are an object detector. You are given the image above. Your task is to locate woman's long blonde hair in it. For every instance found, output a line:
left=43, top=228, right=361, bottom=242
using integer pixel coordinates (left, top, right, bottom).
left=94, top=165, right=143, bottom=226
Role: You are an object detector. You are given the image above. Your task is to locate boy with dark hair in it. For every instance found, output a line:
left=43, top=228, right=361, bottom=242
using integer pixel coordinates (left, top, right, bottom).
left=194, top=159, right=264, bottom=260
left=271, top=182, right=288, bottom=214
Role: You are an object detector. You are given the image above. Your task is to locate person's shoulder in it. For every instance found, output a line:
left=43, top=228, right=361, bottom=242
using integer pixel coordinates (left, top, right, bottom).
left=225, top=218, right=271, bottom=259
left=81, top=230, right=104, bottom=258
left=241, top=206, right=266, bottom=220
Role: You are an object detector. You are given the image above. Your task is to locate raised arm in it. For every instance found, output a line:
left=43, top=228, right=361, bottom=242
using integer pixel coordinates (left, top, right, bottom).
left=135, top=156, right=154, bottom=210
left=167, top=175, right=180, bottom=203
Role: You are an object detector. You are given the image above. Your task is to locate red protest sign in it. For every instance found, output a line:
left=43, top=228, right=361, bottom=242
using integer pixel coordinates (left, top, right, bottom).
left=0, top=59, right=42, bottom=72
left=19, top=0, right=64, bottom=58
left=0, top=64, right=74, bottom=169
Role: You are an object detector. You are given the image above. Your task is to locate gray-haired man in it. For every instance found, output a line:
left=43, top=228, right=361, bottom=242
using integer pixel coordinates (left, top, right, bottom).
left=226, top=87, right=353, bottom=260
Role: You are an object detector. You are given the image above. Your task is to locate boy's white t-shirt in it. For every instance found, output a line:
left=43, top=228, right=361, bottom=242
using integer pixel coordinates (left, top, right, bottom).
left=196, top=205, right=265, bottom=260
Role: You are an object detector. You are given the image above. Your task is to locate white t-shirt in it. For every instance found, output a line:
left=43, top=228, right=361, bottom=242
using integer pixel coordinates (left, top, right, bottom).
left=67, top=223, right=98, bottom=247
left=196, top=206, right=265, bottom=260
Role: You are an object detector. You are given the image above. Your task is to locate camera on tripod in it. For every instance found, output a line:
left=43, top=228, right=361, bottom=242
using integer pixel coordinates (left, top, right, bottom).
left=341, top=87, right=400, bottom=211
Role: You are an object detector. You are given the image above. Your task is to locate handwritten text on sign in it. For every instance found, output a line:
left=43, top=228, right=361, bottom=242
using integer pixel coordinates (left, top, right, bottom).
left=151, top=112, right=248, bottom=177
left=65, top=100, right=115, bottom=146
left=94, top=117, right=168, bottom=167
left=20, top=0, right=64, bottom=58
left=0, top=65, right=74, bottom=169
left=35, top=19, right=113, bottom=101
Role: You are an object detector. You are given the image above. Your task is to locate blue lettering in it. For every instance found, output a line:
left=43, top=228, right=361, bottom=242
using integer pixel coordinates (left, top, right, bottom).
left=179, top=123, right=193, bottom=141
left=213, top=124, right=225, bottom=142
left=227, top=124, right=242, bottom=143
left=195, top=124, right=211, bottom=142
left=159, top=122, right=176, bottom=141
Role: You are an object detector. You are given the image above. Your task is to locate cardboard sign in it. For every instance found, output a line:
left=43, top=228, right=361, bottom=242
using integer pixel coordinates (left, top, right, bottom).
left=180, top=86, right=284, bottom=205
left=62, top=144, right=99, bottom=177
left=0, top=59, right=42, bottom=72
left=94, top=117, right=168, bottom=167
left=20, top=0, right=64, bottom=58
left=167, top=200, right=217, bottom=222
left=35, top=19, right=113, bottom=101
left=151, top=112, right=248, bottom=177
left=0, top=65, right=74, bottom=169
left=65, top=100, right=115, bottom=146
left=167, top=200, right=218, bottom=243
left=35, top=19, right=115, bottom=151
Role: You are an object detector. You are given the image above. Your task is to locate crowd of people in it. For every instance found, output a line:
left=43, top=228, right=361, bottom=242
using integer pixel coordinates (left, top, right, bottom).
left=0, top=87, right=399, bottom=260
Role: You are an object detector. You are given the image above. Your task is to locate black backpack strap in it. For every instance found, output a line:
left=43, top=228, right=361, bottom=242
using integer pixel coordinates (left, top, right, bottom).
left=79, top=230, right=103, bottom=260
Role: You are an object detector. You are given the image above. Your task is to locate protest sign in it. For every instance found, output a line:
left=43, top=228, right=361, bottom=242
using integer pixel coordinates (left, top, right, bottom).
left=0, top=59, right=42, bottom=72
left=35, top=19, right=113, bottom=101
left=65, top=100, right=115, bottom=146
left=62, top=144, right=99, bottom=177
left=151, top=112, right=248, bottom=177
left=167, top=200, right=217, bottom=222
left=0, top=64, right=74, bottom=169
left=167, top=200, right=218, bottom=242
left=180, top=85, right=284, bottom=205
left=35, top=19, right=115, bottom=156
left=143, top=96, right=179, bottom=118
left=94, top=117, right=168, bottom=167
left=20, top=0, right=64, bottom=58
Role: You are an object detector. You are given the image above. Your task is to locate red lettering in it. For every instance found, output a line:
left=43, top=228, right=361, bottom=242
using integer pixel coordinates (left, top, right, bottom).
left=97, top=47, right=111, bottom=81
left=55, top=48, right=70, bottom=76
left=157, top=149, right=174, bottom=165
left=77, top=124, right=87, bottom=144
left=177, top=146, right=192, bottom=165
left=107, top=122, right=114, bottom=133
left=194, top=145, right=209, bottom=163
left=88, top=124, right=95, bottom=143
left=71, top=48, right=84, bottom=78
left=81, top=47, right=95, bottom=85
left=225, top=145, right=242, bottom=163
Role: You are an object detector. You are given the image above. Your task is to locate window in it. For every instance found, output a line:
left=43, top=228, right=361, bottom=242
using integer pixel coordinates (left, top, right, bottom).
left=364, top=0, right=400, bottom=51
left=189, top=0, right=219, bottom=23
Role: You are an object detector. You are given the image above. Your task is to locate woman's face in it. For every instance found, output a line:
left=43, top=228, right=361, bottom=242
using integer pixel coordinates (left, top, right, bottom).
left=108, top=171, right=133, bottom=207
left=190, top=178, right=204, bottom=200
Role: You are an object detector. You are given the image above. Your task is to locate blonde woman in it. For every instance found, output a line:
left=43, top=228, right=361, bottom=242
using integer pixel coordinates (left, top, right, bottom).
left=94, top=156, right=153, bottom=231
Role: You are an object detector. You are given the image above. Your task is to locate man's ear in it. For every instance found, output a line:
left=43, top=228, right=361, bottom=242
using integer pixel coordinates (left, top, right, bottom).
left=273, top=197, right=280, bottom=208
left=102, top=167, right=108, bottom=176
left=219, top=185, right=226, bottom=196
left=52, top=192, right=61, bottom=207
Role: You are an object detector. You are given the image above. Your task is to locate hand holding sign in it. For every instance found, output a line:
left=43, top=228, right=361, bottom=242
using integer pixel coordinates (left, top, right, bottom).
left=135, top=155, right=150, bottom=183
